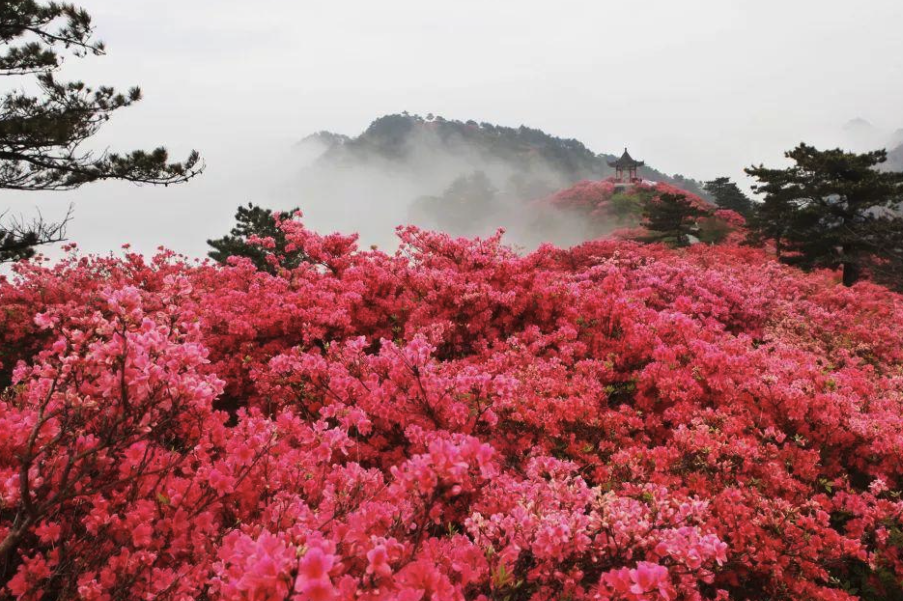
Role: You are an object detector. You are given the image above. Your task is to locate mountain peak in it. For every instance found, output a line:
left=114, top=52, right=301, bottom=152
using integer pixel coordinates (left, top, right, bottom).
left=843, top=117, right=876, bottom=131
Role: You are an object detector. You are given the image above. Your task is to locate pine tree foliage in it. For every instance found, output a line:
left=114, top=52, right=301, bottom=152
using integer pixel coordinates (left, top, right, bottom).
left=639, top=192, right=708, bottom=247
left=207, top=203, right=308, bottom=273
left=859, top=212, right=903, bottom=292
left=0, top=1, right=202, bottom=261
left=0, top=1, right=202, bottom=191
left=0, top=204, right=71, bottom=262
left=704, top=177, right=755, bottom=218
left=746, top=144, right=903, bottom=286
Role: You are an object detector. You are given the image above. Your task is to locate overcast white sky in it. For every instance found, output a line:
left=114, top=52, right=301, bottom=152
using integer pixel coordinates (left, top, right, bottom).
left=4, top=0, right=903, bottom=258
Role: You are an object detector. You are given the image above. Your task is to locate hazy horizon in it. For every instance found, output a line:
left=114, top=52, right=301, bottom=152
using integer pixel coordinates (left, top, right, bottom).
left=3, top=0, right=902, bottom=259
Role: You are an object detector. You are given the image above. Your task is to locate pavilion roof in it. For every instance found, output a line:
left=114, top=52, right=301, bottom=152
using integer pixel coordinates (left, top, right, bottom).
left=607, top=148, right=644, bottom=169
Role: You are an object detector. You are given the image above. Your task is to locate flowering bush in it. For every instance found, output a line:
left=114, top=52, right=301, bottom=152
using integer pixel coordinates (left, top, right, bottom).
left=533, top=178, right=744, bottom=246
left=538, top=179, right=710, bottom=219
left=1, top=214, right=902, bottom=600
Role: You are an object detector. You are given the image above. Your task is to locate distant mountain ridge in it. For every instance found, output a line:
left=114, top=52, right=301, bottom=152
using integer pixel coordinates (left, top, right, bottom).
left=300, top=113, right=708, bottom=198
left=288, top=113, right=714, bottom=249
left=836, top=118, right=903, bottom=171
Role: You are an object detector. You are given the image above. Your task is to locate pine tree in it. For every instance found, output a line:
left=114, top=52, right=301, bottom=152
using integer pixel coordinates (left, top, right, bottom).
left=746, top=144, right=903, bottom=286
left=208, top=203, right=307, bottom=273
left=639, top=193, right=708, bottom=248
left=858, top=212, right=903, bottom=292
left=704, top=177, right=755, bottom=218
left=696, top=215, right=733, bottom=245
left=0, top=205, right=71, bottom=262
left=0, top=1, right=202, bottom=260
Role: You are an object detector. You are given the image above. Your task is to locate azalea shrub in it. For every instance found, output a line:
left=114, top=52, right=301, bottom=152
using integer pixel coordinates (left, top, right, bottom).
left=534, top=179, right=745, bottom=246
left=1, top=213, right=902, bottom=601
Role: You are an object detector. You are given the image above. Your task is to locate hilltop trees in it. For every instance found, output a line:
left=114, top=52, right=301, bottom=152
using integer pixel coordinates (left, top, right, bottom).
left=747, top=144, right=903, bottom=286
left=307, top=113, right=711, bottom=199
left=0, top=0, right=202, bottom=260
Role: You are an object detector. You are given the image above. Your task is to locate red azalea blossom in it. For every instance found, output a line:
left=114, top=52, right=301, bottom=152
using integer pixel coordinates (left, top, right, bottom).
left=0, top=212, right=902, bottom=600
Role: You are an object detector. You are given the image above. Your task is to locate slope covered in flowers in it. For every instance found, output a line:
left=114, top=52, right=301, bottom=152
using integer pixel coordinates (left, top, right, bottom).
left=532, top=179, right=745, bottom=246
left=538, top=179, right=711, bottom=216
left=1, top=218, right=903, bottom=601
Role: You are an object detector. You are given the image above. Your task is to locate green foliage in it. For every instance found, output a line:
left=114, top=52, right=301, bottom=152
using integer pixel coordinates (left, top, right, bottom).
left=0, top=1, right=202, bottom=260
left=609, top=191, right=645, bottom=222
left=316, top=113, right=711, bottom=198
left=704, top=176, right=756, bottom=218
left=859, top=214, right=903, bottom=292
left=638, top=193, right=708, bottom=248
left=0, top=1, right=100, bottom=74
left=0, top=206, right=71, bottom=263
left=696, top=215, right=732, bottom=245
left=0, top=230, right=37, bottom=263
left=831, top=558, right=903, bottom=601
left=746, top=143, right=903, bottom=286
left=208, top=203, right=308, bottom=273
left=0, top=0, right=202, bottom=191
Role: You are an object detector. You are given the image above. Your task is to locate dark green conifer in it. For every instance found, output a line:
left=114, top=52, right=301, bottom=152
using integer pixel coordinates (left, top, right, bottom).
left=746, top=144, right=903, bottom=286
left=0, top=1, right=202, bottom=261
left=639, top=193, right=708, bottom=248
left=208, top=203, right=307, bottom=273
left=704, top=177, right=755, bottom=218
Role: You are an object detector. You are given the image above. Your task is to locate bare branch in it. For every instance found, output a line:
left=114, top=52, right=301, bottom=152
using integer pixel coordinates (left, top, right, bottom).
left=0, top=202, right=72, bottom=262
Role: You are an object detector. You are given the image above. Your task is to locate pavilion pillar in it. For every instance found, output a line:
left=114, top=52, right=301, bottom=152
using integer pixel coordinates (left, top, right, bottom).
left=607, top=148, right=644, bottom=185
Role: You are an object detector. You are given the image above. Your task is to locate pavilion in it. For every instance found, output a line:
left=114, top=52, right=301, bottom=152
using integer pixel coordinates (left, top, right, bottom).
left=608, top=148, right=644, bottom=183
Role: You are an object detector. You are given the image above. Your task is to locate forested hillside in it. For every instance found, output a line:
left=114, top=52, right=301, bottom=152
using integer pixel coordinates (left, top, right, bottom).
left=303, top=113, right=708, bottom=198
left=295, top=114, right=708, bottom=243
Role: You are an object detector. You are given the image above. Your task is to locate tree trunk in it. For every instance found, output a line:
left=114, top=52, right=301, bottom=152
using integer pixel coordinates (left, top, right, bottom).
left=840, top=239, right=864, bottom=286
left=842, top=260, right=861, bottom=287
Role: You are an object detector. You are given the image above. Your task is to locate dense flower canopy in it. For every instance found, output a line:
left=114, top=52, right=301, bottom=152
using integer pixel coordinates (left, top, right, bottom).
left=1, top=214, right=902, bottom=600
left=537, top=180, right=711, bottom=220
left=532, top=179, right=745, bottom=247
